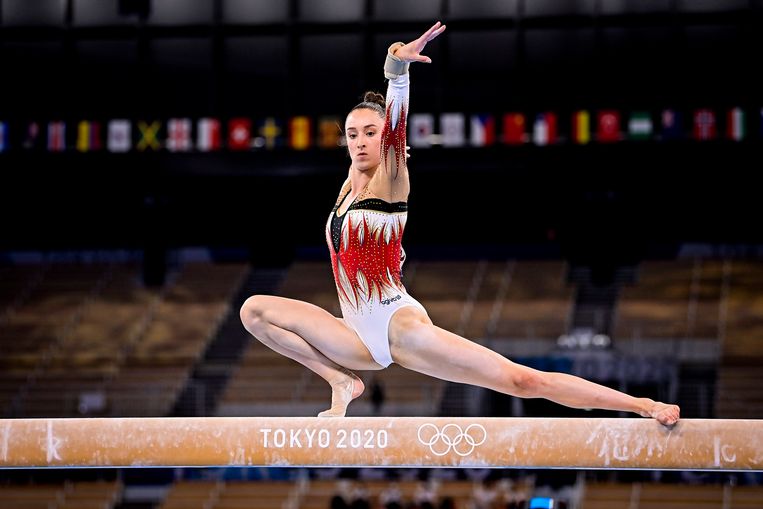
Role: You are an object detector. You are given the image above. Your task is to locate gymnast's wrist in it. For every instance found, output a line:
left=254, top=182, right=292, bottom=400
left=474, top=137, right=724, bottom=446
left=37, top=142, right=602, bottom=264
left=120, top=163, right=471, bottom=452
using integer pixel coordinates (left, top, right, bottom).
left=384, top=42, right=409, bottom=80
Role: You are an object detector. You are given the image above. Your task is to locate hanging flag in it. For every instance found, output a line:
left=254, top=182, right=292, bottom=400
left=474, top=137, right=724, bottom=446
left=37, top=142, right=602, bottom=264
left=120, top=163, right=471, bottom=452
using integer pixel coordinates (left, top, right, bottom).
left=440, top=113, right=465, bottom=147
left=693, top=108, right=716, bottom=141
left=228, top=118, right=252, bottom=150
left=660, top=109, right=683, bottom=140
left=596, top=110, right=621, bottom=143
left=76, top=121, right=102, bottom=152
left=470, top=114, right=495, bottom=147
left=627, top=111, right=653, bottom=141
left=197, top=118, right=221, bottom=152
left=136, top=120, right=161, bottom=151
left=77, top=121, right=89, bottom=152
left=47, top=121, right=66, bottom=152
left=255, top=117, right=283, bottom=150
left=571, top=110, right=590, bottom=145
left=107, top=119, right=131, bottom=152
left=533, top=112, right=557, bottom=146
left=725, top=107, right=745, bottom=141
left=317, top=116, right=341, bottom=149
left=410, top=114, right=434, bottom=148
left=0, top=121, right=7, bottom=152
left=288, top=116, right=312, bottom=151
left=166, top=118, right=192, bottom=152
left=502, top=113, right=526, bottom=145
left=24, top=121, right=42, bottom=150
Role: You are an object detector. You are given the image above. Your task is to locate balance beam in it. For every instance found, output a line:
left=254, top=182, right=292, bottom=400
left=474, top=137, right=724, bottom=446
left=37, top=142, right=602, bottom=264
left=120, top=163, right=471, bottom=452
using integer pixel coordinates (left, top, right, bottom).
left=1, top=417, right=761, bottom=470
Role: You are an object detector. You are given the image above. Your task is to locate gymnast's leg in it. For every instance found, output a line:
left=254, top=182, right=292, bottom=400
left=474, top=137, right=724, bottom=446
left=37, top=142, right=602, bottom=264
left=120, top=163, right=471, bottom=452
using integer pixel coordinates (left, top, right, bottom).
left=240, top=295, right=383, bottom=416
left=388, top=308, right=680, bottom=425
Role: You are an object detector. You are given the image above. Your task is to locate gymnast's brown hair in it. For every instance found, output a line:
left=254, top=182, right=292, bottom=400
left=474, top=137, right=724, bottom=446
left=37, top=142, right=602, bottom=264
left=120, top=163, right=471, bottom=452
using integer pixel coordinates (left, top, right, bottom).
left=350, top=91, right=385, bottom=117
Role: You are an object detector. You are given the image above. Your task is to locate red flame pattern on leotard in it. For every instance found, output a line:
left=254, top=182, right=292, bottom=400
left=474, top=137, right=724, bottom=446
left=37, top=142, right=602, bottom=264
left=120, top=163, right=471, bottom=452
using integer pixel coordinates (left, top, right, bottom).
left=327, top=77, right=409, bottom=311
left=381, top=101, right=407, bottom=180
left=328, top=210, right=406, bottom=311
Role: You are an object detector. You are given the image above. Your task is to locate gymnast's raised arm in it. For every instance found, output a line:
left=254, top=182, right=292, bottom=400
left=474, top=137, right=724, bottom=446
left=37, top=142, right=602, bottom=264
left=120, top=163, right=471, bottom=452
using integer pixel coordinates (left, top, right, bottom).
left=379, top=21, right=445, bottom=188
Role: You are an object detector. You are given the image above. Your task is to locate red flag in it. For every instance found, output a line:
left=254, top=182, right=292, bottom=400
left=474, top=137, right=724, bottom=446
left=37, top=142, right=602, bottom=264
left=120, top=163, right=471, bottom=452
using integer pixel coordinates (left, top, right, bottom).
left=228, top=118, right=251, bottom=150
left=197, top=118, right=221, bottom=151
left=596, top=110, right=621, bottom=143
left=502, top=113, right=526, bottom=145
left=90, top=121, right=102, bottom=151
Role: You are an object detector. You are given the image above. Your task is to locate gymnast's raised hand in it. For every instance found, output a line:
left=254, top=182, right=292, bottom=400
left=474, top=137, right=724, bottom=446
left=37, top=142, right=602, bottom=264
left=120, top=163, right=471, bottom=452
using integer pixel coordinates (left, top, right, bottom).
left=392, top=21, right=446, bottom=64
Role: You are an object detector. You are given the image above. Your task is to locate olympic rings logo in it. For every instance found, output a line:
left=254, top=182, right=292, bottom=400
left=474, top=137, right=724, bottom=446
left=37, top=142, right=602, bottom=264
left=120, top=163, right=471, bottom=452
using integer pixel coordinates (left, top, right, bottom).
left=416, top=423, right=487, bottom=457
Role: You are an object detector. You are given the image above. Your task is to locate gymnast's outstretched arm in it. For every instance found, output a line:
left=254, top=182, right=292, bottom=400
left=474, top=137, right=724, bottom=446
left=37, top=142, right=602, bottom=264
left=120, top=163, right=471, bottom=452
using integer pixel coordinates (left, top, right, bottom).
left=380, top=21, right=445, bottom=186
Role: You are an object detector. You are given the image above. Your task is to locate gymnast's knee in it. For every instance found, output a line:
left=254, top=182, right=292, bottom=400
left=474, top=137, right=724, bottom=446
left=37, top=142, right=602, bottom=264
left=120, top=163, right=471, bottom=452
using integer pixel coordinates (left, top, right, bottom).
left=240, top=295, right=272, bottom=334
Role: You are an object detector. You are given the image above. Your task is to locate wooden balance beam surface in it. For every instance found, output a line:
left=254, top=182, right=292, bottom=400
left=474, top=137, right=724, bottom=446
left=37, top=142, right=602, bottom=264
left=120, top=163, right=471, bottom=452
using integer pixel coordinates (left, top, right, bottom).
left=1, top=417, right=761, bottom=470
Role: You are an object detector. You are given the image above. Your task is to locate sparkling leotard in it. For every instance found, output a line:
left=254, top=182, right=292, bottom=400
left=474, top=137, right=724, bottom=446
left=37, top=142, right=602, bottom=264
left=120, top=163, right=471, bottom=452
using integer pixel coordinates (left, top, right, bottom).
left=324, top=73, right=427, bottom=367
left=325, top=191, right=425, bottom=367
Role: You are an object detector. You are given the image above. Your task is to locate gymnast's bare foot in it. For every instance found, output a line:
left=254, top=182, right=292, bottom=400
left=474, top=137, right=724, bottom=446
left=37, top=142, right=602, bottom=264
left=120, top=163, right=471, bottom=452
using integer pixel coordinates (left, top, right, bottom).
left=641, top=400, right=680, bottom=426
left=317, top=369, right=365, bottom=417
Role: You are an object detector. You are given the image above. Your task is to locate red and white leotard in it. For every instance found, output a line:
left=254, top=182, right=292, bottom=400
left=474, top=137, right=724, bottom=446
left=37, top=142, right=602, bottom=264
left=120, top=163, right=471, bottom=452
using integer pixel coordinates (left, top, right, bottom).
left=324, top=74, right=427, bottom=367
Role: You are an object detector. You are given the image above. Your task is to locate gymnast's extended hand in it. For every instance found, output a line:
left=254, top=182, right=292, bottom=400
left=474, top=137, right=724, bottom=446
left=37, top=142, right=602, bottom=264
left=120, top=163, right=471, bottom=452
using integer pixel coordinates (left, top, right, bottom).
left=392, top=21, right=447, bottom=64
left=642, top=400, right=681, bottom=426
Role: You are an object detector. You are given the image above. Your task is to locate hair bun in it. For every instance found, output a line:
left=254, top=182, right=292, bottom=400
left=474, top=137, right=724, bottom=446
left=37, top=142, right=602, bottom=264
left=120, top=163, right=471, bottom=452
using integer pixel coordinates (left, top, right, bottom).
left=363, top=91, right=385, bottom=108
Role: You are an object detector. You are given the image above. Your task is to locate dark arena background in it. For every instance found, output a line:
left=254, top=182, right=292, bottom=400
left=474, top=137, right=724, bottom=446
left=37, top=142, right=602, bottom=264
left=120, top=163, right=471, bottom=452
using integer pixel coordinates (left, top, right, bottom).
left=1, top=1, right=762, bottom=508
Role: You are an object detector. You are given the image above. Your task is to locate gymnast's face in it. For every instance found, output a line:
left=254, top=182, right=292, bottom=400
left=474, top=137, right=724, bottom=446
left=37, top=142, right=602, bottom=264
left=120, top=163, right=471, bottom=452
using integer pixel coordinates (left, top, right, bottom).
left=345, top=108, right=383, bottom=173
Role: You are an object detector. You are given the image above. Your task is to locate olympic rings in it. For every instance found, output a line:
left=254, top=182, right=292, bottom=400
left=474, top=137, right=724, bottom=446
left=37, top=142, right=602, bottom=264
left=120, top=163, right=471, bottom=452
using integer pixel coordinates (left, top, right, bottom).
left=416, top=423, right=487, bottom=457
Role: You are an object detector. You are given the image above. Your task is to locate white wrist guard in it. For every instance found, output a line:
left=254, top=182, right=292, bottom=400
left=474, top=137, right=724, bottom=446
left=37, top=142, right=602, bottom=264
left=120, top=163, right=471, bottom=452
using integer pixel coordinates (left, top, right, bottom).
left=384, top=42, right=409, bottom=80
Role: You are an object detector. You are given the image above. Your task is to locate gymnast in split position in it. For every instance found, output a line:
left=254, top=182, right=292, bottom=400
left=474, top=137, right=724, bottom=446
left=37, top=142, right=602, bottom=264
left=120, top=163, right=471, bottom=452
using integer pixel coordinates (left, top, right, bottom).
left=240, top=22, right=680, bottom=425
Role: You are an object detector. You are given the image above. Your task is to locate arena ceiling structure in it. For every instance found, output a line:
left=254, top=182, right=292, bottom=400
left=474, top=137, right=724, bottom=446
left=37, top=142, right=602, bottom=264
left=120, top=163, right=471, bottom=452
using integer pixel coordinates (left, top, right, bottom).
left=0, top=0, right=760, bottom=261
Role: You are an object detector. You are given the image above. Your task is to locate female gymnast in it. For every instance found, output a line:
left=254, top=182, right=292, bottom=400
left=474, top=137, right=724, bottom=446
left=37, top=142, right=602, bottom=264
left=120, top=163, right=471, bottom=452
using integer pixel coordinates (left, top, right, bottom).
left=240, top=22, right=680, bottom=426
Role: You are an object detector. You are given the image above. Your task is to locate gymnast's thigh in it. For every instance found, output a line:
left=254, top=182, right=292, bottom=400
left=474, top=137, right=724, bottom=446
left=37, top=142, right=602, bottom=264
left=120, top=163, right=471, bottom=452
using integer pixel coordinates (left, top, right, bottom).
left=249, top=294, right=383, bottom=370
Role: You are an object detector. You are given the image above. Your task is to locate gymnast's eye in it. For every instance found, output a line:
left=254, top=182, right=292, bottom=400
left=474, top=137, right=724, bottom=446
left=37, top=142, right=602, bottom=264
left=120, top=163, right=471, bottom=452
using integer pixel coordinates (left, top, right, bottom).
left=366, top=130, right=376, bottom=137
left=348, top=133, right=357, bottom=139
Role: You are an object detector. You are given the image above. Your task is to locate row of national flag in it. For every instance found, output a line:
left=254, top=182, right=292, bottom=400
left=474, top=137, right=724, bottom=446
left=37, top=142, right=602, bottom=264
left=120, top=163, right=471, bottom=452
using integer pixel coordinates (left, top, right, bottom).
left=0, top=107, right=760, bottom=153
left=0, top=117, right=340, bottom=153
